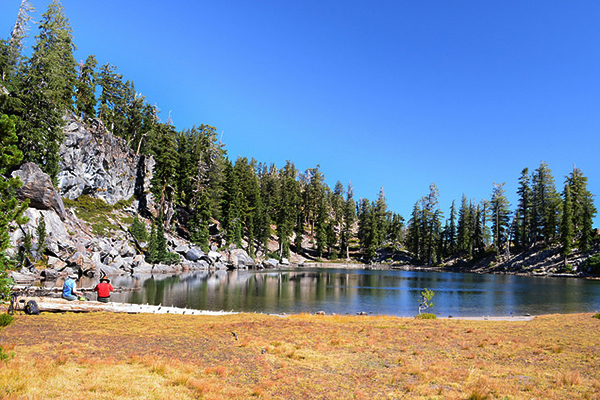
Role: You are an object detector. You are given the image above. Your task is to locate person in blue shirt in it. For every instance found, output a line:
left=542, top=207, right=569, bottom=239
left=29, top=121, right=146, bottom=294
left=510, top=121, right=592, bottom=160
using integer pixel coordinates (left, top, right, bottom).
left=62, top=273, right=82, bottom=301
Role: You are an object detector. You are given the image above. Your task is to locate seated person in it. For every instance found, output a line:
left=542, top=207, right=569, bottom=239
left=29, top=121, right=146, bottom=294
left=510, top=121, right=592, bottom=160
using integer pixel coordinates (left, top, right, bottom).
left=62, top=273, right=82, bottom=301
left=94, top=277, right=114, bottom=303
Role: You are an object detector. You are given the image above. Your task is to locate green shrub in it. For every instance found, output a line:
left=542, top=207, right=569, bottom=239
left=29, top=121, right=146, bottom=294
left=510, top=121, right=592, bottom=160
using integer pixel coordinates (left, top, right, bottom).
left=64, top=195, right=120, bottom=236
left=418, top=288, right=435, bottom=315
left=593, top=313, right=600, bottom=320
left=113, top=196, right=134, bottom=210
left=0, top=313, right=14, bottom=328
left=415, top=313, right=437, bottom=320
left=164, top=252, right=181, bottom=265
left=0, top=346, right=14, bottom=361
left=129, top=214, right=149, bottom=242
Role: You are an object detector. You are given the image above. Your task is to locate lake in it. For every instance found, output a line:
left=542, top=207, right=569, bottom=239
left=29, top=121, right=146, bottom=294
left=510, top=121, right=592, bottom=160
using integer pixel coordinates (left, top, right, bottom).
left=99, top=268, right=600, bottom=317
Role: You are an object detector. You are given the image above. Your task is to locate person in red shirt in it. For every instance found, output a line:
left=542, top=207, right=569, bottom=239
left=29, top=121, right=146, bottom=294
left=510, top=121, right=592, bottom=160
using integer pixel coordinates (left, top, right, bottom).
left=94, top=277, right=114, bottom=303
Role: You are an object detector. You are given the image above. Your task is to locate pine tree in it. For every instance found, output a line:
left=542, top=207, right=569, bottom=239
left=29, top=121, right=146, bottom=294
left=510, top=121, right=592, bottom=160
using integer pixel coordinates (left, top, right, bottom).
left=257, top=163, right=279, bottom=256
left=490, top=182, right=511, bottom=253
left=146, top=219, right=158, bottom=264
left=129, top=214, right=148, bottom=243
left=560, top=184, right=574, bottom=262
left=19, top=0, right=77, bottom=181
left=456, top=194, right=471, bottom=255
left=472, top=205, right=486, bottom=257
left=276, top=161, right=301, bottom=258
left=447, top=200, right=457, bottom=255
left=97, top=63, right=128, bottom=136
left=357, top=198, right=376, bottom=261
left=373, top=187, right=390, bottom=249
left=340, top=182, right=356, bottom=260
left=146, top=211, right=171, bottom=264
left=531, top=162, right=560, bottom=243
left=515, top=168, right=532, bottom=249
left=1, top=0, right=34, bottom=84
left=234, top=157, right=262, bottom=255
left=565, top=167, right=597, bottom=252
left=155, top=211, right=168, bottom=263
left=222, top=160, right=242, bottom=247
left=35, top=213, right=47, bottom=259
left=149, top=123, right=179, bottom=209
left=75, top=55, right=97, bottom=120
left=406, top=201, right=422, bottom=260
left=387, top=213, right=404, bottom=249
left=315, top=195, right=328, bottom=258
left=303, top=166, right=325, bottom=237
left=189, top=191, right=211, bottom=251
left=420, top=184, right=442, bottom=266
left=0, top=113, right=29, bottom=297
left=328, top=181, right=345, bottom=254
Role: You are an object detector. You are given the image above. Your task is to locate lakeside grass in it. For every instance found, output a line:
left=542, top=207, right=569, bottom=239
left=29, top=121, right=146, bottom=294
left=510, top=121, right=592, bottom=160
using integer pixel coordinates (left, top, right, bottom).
left=0, top=312, right=599, bottom=399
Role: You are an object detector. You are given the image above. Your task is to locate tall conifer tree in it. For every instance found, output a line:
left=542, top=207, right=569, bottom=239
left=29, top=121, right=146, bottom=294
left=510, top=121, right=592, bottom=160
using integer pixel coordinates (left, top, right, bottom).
left=515, top=168, right=532, bottom=249
left=490, top=182, right=511, bottom=253
left=0, top=114, right=29, bottom=296
left=20, top=0, right=77, bottom=181
left=565, top=167, right=597, bottom=252
left=75, top=55, right=97, bottom=120
left=560, top=184, right=574, bottom=262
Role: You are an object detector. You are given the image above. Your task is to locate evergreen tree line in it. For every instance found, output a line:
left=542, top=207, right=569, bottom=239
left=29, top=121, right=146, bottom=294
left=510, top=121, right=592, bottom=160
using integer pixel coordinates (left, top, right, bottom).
left=0, top=1, right=404, bottom=262
left=407, top=162, right=597, bottom=266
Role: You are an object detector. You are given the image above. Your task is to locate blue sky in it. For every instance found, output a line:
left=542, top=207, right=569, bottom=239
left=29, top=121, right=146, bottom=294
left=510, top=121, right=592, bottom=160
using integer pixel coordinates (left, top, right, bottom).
left=2, top=1, right=600, bottom=226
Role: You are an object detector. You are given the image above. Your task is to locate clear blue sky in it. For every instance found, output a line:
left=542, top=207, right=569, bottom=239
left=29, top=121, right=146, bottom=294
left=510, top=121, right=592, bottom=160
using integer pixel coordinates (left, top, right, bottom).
left=2, top=1, right=600, bottom=226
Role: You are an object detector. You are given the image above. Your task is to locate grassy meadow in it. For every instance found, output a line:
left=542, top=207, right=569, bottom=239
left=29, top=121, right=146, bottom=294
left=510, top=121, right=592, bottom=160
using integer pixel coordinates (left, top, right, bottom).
left=0, top=312, right=599, bottom=399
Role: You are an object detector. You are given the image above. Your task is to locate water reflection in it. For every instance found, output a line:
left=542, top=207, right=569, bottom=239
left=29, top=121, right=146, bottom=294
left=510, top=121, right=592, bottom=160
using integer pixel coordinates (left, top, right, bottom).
left=102, top=268, right=600, bottom=317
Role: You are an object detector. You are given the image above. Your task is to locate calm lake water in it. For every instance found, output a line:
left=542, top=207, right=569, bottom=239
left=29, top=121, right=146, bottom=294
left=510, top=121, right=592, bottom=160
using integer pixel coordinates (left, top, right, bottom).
left=102, top=268, right=600, bottom=317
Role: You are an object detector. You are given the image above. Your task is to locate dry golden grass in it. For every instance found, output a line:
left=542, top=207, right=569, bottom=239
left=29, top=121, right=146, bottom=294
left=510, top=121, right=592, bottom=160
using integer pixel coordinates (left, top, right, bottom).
left=0, top=312, right=599, bottom=399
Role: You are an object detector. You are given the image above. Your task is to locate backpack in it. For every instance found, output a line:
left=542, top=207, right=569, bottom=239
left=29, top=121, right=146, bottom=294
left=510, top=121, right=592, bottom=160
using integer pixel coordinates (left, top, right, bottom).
left=24, top=300, right=40, bottom=315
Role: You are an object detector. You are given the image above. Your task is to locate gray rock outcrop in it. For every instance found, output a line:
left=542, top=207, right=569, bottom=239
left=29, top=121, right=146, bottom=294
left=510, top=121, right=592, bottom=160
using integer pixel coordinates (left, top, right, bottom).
left=227, top=248, right=255, bottom=269
left=12, top=163, right=66, bottom=219
left=262, top=259, right=280, bottom=269
left=57, top=114, right=154, bottom=210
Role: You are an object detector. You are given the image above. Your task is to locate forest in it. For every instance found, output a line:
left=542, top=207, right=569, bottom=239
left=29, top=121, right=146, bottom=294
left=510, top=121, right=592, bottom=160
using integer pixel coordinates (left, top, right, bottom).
left=0, top=0, right=598, bottom=272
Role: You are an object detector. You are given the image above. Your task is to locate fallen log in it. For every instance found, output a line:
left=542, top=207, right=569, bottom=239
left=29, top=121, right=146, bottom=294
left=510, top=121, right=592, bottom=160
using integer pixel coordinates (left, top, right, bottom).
left=14, top=296, right=236, bottom=316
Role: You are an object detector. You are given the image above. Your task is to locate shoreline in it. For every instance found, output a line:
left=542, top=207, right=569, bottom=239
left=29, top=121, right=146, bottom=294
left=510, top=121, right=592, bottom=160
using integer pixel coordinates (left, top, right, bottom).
left=13, top=296, right=538, bottom=321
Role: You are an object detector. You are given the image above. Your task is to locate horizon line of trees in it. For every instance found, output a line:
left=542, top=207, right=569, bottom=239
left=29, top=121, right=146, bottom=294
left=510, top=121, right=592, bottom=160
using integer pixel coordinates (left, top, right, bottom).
left=0, top=1, right=597, bottom=269
left=407, top=162, right=597, bottom=267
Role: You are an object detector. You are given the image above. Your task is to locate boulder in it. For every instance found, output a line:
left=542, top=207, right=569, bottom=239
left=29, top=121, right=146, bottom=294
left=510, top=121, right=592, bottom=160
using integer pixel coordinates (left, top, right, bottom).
left=100, top=264, right=122, bottom=276
left=12, top=163, right=66, bottom=219
left=132, top=255, right=153, bottom=274
left=214, top=261, right=228, bottom=270
left=8, top=209, right=71, bottom=259
left=263, top=259, right=279, bottom=269
left=40, top=268, right=59, bottom=281
left=185, top=248, right=204, bottom=261
left=208, top=251, right=222, bottom=263
left=118, top=242, right=136, bottom=258
left=46, top=256, right=66, bottom=271
left=227, top=248, right=255, bottom=269
left=174, top=244, right=190, bottom=254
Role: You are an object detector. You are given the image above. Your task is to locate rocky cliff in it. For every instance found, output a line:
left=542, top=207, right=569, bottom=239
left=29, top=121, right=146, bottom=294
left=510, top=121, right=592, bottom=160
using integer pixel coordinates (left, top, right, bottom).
left=9, top=114, right=263, bottom=285
left=57, top=116, right=153, bottom=207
